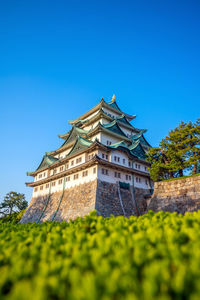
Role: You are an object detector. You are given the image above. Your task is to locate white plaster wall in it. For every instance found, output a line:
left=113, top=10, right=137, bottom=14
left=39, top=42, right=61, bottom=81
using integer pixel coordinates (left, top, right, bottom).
left=134, top=176, right=150, bottom=189
left=35, top=171, right=48, bottom=182
left=83, top=121, right=99, bottom=131
left=102, top=108, right=121, bottom=118
left=100, top=132, right=122, bottom=145
left=90, top=133, right=101, bottom=142
left=133, top=162, right=149, bottom=173
left=110, top=150, right=131, bottom=167
left=97, top=166, right=132, bottom=184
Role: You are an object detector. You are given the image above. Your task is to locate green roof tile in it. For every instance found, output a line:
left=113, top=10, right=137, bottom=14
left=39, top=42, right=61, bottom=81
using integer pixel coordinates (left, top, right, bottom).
left=27, top=154, right=58, bottom=175
left=102, top=120, right=127, bottom=137
left=61, top=126, right=89, bottom=147
left=67, top=136, right=93, bottom=157
left=129, top=141, right=147, bottom=160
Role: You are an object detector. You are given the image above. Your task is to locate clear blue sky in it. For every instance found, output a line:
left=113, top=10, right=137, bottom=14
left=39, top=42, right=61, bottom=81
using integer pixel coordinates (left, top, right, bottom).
left=0, top=0, right=200, bottom=202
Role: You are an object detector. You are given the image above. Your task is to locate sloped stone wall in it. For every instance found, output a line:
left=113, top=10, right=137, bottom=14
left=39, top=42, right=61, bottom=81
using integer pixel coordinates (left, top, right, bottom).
left=54, top=180, right=97, bottom=222
left=20, top=180, right=150, bottom=223
left=20, top=180, right=97, bottom=224
left=148, top=175, right=200, bottom=213
left=20, top=195, right=49, bottom=224
left=95, top=180, right=150, bottom=217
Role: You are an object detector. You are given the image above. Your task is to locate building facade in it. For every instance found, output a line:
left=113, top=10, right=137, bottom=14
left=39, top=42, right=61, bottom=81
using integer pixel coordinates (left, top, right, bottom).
left=20, top=96, right=152, bottom=223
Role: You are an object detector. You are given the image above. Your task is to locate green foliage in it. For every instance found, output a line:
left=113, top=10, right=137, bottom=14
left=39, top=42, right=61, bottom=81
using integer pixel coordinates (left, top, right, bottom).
left=1, top=211, right=200, bottom=299
left=147, top=119, right=200, bottom=181
left=0, top=192, right=28, bottom=217
left=0, top=209, right=26, bottom=224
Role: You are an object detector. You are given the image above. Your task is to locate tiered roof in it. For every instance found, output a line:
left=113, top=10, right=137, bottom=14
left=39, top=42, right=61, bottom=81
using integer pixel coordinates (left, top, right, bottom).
left=27, top=96, right=151, bottom=175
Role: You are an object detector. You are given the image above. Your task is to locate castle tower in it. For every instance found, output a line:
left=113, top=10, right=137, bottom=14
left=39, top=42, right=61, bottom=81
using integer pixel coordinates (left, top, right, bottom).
left=20, top=97, right=152, bottom=223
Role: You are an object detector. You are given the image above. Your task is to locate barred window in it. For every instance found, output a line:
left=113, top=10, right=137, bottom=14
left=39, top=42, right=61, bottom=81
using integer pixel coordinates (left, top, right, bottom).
left=102, top=168, right=109, bottom=175
left=114, top=172, right=121, bottom=178
left=82, top=171, right=88, bottom=177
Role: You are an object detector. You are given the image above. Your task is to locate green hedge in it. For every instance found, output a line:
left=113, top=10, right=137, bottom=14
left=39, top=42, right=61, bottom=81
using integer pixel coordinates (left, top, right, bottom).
left=1, top=210, right=200, bottom=299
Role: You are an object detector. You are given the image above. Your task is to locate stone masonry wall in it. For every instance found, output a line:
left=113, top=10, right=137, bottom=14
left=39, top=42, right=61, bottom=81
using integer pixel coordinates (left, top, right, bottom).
left=20, top=180, right=97, bottom=223
left=95, top=180, right=150, bottom=217
left=20, top=179, right=150, bottom=223
left=148, top=174, right=200, bottom=213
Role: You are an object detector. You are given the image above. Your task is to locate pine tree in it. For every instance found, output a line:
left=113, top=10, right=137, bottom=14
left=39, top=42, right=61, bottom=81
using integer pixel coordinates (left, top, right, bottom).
left=147, top=119, right=200, bottom=181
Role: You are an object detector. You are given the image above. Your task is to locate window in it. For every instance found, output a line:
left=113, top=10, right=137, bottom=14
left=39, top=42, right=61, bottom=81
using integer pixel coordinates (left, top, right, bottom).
left=66, top=176, right=70, bottom=182
left=74, top=174, right=79, bottom=180
left=117, top=157, right=120, bottom=162
left=106, top=154, right=108, bottom=160
left=66, top=164, right=69, bottom=169
left=102, top=153, right=105, bottom=159
left=135, top=164, right=140, bottom=170
left=71, top=160, right=74, bottom=166
left=136, top=177, right=141, bottom=183
left=76, top=157, right=82, bottom=164
left=39, top=174, right=42, bottom=179
left=60, top=166, right=64, bottom=172
left=46, top=183, right=49, bottom=189
left=128, top=161, right=131, bottom=167
left=126, top=175, right=131, bottom=181
left=93, top=167, right=96, bottom=174
left=52, top=181, right=56, bottom=187
left=88, top=154, right=94, bottom=160
left=40, top=185, right=43, bottom=190
left=34, top=187, right=38, bottom=192
left=114, top=156, right=117, bottom=162
left=43, top=172, right=46, bottom=177
left=145, top=166, right=147, bottom=171
left=82, top=171, right=88, bottom=177
left=107, top=140, right=112, bottom=146
left=54, top=169, right=57, bottom=175
left=123, top=158, right=125, bottom=164
left=114, top=172, right=121, bottom=178
left=102, top=168, right=109, bottom=175
left=145, top=179, right=148, bottom=185
left=58, top=179, right=63, bottom=185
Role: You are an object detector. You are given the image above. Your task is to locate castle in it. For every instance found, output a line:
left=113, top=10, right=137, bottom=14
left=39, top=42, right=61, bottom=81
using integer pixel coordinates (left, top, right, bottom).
left=20, top=96, right=152, bottom=223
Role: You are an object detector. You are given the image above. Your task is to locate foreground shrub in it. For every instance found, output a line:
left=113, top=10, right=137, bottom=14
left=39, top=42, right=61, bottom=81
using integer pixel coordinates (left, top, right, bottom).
left=1, top=210, right=200, bottom=299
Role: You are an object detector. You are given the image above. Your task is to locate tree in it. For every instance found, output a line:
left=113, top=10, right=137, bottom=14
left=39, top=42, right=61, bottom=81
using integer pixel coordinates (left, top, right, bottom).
left=147, top=119, right=200, bottom=181
left=0, top=192, right=28, bottom=217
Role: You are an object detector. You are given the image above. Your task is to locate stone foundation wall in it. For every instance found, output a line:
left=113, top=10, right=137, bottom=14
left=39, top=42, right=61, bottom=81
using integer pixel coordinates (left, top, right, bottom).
left=95, top=181, right=150, bottom=217
left=148, top=175, right=200, bottom=213
left=20, top=180, right=150, bottom=223
left=20, top=195, right=49, bottom=224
